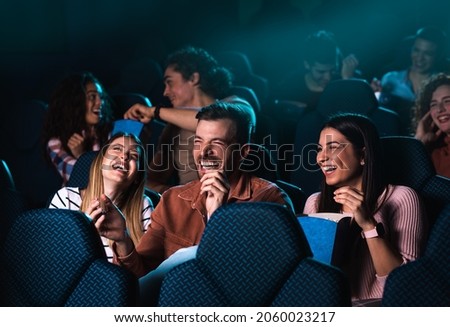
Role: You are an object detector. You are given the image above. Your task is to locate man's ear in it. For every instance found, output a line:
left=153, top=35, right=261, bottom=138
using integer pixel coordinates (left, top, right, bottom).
left=190, top=72, right=200, bottom=86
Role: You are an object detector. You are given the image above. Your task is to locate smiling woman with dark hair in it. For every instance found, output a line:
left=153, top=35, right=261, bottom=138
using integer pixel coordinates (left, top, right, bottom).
left=376, top=26, right=448, bottom=134
left=303, top=113, right=427, bottom=303
left=43, top=72, right=114, bottom=185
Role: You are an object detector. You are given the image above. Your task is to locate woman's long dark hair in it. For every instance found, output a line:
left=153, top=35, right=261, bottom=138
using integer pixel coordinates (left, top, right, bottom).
left=317, top=113, right=387, bottom=216
left=42, top=71, right=113, bottom=157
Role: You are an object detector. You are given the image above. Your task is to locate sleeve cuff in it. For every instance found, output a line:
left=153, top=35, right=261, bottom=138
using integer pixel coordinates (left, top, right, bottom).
left=112, top=241, right=135, bottom=262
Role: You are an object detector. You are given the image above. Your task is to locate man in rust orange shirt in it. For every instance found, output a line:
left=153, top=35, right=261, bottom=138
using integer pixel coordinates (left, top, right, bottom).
left=94, top=101, right=293, bottom=277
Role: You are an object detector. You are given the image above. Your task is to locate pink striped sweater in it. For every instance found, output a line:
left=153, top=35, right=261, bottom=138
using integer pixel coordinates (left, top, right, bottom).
left=303, top=184, right=428, bottom=301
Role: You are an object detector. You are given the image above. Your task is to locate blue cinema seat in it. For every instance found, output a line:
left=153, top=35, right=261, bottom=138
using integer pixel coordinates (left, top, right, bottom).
left=158, top=202, right=351, bottom=306
left=0, top=209, right=138, bottom=306
left=382, top=204, right=450, bottom=306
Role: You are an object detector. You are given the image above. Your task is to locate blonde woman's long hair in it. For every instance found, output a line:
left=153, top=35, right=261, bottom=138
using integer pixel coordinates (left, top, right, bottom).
left=80, top=133, right=147, bottom=245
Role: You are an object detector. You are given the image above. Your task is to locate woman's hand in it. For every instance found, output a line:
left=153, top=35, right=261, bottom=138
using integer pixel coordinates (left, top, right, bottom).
left=415, top=111, right=442, bottom=146
left=123, top=104, right=153, bottom=124
left=68, top=132, right=85, bottom=158
left=84, top=198, right=103, bottom=222
left=333, top=186, right=376, bottom=231
left=86, top=195, right=134, bottom=257
left=90, top=194, right=128, bottom=242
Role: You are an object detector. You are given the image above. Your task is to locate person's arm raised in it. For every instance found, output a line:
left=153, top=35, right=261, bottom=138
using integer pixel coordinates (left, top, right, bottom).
left=124, top=104, right=200, bottom=132
left=415, top=111, right=442, bottom=147
left=333, top=186, right=403, bottom=276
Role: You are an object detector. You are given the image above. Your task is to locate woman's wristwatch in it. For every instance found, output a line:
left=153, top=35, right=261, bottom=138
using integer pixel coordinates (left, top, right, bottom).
left=361, top=222, right=385, bottom=239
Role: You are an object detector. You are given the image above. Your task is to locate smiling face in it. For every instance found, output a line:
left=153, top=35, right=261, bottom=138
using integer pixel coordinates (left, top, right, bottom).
left=101, top=136, right=141, bottom=188
left=429, top=84, right=450, bottom=135
left=305, top=61, right=336, bottom=89
left=193, top=118, right=241, bottom=179
left=316, top=127, right=364, bottom=189
left=84, top=82, right=103, bottom=126
left=410, top=38, right=438, bottom=74
left=163, top=65, right=197, bottom=107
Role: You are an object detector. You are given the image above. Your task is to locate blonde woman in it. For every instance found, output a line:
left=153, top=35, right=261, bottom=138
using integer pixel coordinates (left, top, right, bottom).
left=49, top=132, right=153, bottom=262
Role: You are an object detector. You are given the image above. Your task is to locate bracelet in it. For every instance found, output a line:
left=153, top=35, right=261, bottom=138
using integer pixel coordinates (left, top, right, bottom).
left=154, top=105, right=162, bottom=121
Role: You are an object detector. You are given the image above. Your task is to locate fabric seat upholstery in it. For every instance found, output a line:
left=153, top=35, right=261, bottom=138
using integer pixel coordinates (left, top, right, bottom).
left=239, top=143, right=279, bottom=182
left=216, top=50, right=269, bottom=106
left=381, top=136, right=450, bottom=226
left=1, top=100, right=63, bottom=208
left=158, top=202, right=350, bottom=306
left=0, top=209, right=138, bottom=306
left=0, top=159, right=27, bottom=246
left=382, top=204, right=450, bottom=306
left=66, top=151, right=99, bottom=188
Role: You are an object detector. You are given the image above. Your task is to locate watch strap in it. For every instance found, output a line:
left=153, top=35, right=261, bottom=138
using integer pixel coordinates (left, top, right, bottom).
left=361, top=222, right=384, bottom=239
left=362, top=227, right=379, bottom=239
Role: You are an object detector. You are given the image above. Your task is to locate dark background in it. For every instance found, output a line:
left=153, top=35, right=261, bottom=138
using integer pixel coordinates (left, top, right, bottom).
left=1, top=0, right=449, bottom=104
left=1, top=0, right=449, bottom=209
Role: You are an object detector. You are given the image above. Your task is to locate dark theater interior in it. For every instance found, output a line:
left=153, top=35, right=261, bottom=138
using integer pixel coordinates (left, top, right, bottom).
left=0, top=0, right=449, bottom=308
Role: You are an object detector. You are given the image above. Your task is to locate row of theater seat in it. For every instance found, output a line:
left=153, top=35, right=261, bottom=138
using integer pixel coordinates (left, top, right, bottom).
left=1, top=182, right=449, bottom=306
left=1, top=110, right=450, bottom=306
left=1, top=63, right=449, bottom=305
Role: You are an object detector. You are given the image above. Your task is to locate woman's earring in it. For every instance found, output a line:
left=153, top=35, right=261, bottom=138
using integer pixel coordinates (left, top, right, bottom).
left=361, top=159, right=365, bottom=165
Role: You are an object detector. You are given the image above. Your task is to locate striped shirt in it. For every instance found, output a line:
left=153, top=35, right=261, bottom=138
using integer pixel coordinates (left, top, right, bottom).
left=47, top=137, right=100, bottom=185
left=303, top=184, right=427, bottom=301
left=49, top=187, right=153, bottom=262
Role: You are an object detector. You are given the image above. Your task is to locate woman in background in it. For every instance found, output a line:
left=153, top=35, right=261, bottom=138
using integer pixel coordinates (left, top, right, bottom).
left=43, top=71, right=113, bottom=185
left=374, top=27, right=447, bottom=134
left=414, top=73, right=450, bottom=178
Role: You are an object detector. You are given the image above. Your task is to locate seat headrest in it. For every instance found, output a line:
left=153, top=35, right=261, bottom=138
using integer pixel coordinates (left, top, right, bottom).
left=239, top=143, right=279, bottom=181
left=216, top=51, right=253, bottom=78
left=1, top=209, right=105, bottom=305
left=195, top=202, right=311, bottom=305
left=381, top=136, right=436, bottom=190
left=317, top=79, right=378, bottom=116
left=13, top=100, right=48, bottom=150
left=425, top=204, right=450, bottom=259
left=199, top=203, right=310, bottom=260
